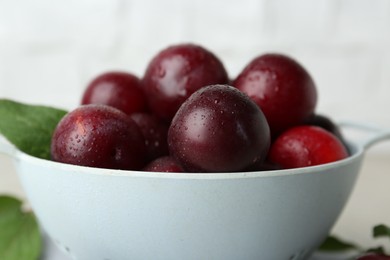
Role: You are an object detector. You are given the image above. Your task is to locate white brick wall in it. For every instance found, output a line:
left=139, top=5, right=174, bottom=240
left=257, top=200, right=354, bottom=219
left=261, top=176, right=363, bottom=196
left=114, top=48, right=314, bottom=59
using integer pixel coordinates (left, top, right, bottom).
left=0, top=0, right=389, bottom=152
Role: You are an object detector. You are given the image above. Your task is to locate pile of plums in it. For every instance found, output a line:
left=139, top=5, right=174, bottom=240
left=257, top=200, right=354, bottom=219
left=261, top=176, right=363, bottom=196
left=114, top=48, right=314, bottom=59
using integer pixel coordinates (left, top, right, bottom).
left=51, top=43, right=349, bottom=173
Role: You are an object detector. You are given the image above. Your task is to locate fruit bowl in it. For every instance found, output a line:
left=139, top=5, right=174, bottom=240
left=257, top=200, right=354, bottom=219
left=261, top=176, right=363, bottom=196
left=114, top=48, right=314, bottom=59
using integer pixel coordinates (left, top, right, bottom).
left=1, top=122, right=389, bottom=260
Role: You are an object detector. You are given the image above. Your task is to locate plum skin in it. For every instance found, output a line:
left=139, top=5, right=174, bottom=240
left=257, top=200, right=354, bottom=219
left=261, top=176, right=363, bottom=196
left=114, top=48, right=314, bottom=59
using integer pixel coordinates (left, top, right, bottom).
left=81, top=71, right=148, bottom=115
left=356, top=253, right=390, bottom=260
left=130, top=112, right=169, bottom=162
left=269, top=125, right=349, bottom=169
left=168, top=84, right=270, bottom=173
left=233, top=53, right=317, bottom=137
left=304, top=113, right=349, bottom=154
left=143, top=156, right=184, bottom=173
left=142, top=43, right=229, bottom=122
left=51, top=104, right=147, bottom=170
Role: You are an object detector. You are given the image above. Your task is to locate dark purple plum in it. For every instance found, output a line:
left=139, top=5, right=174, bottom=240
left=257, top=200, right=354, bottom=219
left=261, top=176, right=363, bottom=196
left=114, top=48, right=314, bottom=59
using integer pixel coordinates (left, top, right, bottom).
left=245, top=161, right=282, bottom=172
left=51, top=104, right=146, bottom=170
left=355, top=253, right=390, bottom=260
left=81, top=71, right=148, bottom=115
left=142, top=43, right=229, bottom=122
left=143, top=156, right=185, bottom=173
left=233, top=53, right=317, bottom=137
left=130, top=112, right=169, bottom=162
left=168, top=84, right=270, bottom=172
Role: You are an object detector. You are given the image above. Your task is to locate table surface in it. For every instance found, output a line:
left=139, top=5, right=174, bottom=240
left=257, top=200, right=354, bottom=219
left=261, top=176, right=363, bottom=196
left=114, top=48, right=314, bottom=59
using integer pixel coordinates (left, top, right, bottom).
left=1, top=149, right=390, bottom=259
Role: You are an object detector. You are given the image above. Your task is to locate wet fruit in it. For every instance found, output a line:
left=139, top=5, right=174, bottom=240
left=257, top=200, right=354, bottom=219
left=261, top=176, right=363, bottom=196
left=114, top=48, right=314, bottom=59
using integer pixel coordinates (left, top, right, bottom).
left=355, top=253, right=390, bottom=260
left=51, top=104, right=146, bottom=170
left=233, top=54, right=317, bottom=137
left=304, top=114, right=349, bottom=152
left=130, top=112, right=169, bottom=162
left=168, top=84, right=270, bottom=172
left=81, top=71, right=147, bottom=115
left=143, top=156, right=184, bottom=172
left=142, top=43, right=229, bottom=121
left=269, top=125, right=349, bottom=169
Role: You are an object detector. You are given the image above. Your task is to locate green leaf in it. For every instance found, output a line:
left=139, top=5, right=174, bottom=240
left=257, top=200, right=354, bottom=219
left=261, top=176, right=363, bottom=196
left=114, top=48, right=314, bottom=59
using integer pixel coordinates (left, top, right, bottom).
left=0, top=99, right=67, bottom=159
left=373, top=224, right=390, bottom=240
left=318, top=235, right=360, bottom=252
left=366, top=246, right=386, bottom=255
left=0, top=195, right=42, bottom=260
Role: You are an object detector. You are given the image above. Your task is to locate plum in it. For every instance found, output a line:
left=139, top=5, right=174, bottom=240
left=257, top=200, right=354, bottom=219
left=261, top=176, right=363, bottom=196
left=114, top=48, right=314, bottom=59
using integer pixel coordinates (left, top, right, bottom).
left=142, top=43, right=229, bottom=122
left=355, top=253, right=390, bottom=260
left=143, top=156, right=185, bottom=173
left=51, top=104, right=146, bottom=170
left=168, top=84, right=270, bottom=172
left=233, top=54, right=317, bottom=137
left=130, top=112, right=169, bottom=162
left=81, top=71, right=148, bottom=115
left=269, top=125, right=349, bottom=169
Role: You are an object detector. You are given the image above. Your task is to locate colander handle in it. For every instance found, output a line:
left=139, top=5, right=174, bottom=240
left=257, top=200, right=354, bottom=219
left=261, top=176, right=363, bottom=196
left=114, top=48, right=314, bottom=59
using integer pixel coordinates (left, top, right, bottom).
left=338, top=121, right=390, bottom=150
left=0, top=134, right=18, bottom=158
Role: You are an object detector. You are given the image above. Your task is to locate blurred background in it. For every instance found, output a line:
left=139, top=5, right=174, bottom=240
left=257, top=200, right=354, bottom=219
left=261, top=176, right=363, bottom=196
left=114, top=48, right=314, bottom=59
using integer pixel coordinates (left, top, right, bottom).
left=0, top=0, right=390, bottom=254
